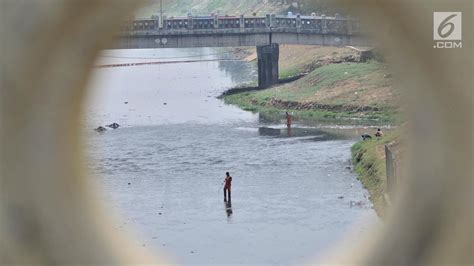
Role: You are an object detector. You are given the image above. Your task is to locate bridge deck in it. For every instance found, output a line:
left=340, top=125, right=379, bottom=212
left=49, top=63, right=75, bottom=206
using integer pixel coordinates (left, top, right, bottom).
left=112, top=14, right=371, bottom=49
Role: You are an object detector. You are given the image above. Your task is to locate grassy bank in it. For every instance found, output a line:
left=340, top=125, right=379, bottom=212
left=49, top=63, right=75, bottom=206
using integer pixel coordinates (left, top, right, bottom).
left=224, top=58, right=400, bottom=123
left=351, top=133, right=400, bottom=217
left=278, top=45, right=357, bottom=78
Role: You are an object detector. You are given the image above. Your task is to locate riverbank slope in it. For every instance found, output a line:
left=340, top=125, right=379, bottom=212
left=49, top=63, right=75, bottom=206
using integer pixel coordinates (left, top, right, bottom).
left=224, top=45, right=400, bottom=124
left=351, top=133, right=403, bottom=217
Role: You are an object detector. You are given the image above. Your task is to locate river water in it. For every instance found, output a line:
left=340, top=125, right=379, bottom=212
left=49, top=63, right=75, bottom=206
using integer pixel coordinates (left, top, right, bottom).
left=84, top=48, right=378, bottom=265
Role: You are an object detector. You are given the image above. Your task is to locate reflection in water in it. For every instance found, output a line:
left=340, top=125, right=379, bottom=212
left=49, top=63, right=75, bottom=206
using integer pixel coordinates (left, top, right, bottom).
left=286, top=112, right=292, bottom=137
left=225, top=202, right=233, bottom=218
left=217, top=51, right=257, bottom=84
left=258, top=126, right=351, bottom=141
left=258, top=127, right=281, bottom=136
left=257, top=112, right=392, bottom=128
left=85, top=48, right=257, bottom=127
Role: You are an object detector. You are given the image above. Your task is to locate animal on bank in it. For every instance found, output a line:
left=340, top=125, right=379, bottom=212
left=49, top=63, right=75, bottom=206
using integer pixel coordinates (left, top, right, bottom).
left=375, top=128, right=384, bottom=137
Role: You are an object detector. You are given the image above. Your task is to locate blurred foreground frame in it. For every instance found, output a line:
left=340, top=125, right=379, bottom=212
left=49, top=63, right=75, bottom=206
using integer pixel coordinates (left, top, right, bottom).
left=0, top=0, right=472, bottom=265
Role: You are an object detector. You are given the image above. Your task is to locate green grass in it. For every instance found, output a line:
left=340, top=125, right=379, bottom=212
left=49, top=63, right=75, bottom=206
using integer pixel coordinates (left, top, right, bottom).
left=279, top=67, right=301, bottom=79
left=351, top=133, right=399, bottom=217
left=224, top=92, right=347, bottom=119
left=224, top=92, right=396, bottom=124
left=246, top=61, right=384, bottom=103
left=223, top=60, right=398, bottom=123
left=206, top=0, right=226, bottom=12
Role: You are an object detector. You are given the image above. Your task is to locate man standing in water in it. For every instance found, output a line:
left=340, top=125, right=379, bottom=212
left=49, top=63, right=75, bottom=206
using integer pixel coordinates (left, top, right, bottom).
left=286, top=112, right=292, bottom=127
left=224, top=172, right=232, bottom=202
left=286, top=112, right=292, bottom=137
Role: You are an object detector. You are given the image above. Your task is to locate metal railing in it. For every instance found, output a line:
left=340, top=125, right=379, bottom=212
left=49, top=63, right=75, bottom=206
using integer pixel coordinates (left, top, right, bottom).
left=122, top=14, right=360, bottom=35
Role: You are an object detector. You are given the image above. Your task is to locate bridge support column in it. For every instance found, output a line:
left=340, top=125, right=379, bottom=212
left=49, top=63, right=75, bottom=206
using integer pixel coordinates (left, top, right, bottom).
left=257, top=43, right=279, bottom=89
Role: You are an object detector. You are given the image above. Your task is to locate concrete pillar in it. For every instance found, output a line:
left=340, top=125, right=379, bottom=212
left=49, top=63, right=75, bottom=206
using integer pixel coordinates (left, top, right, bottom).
left=257, top=43, right=279, bottom=89
left=188, top=16, right=193, bottom=30
left=321, top=14, right=327, bottom=33
left=163, top=16, right=168, bottom=30
left=214, top=15, right=219, bottom=29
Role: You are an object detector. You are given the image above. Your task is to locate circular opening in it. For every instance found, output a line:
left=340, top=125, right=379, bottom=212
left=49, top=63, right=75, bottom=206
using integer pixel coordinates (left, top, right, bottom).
left=2, top=1, right=471, bottom=265
left=85, top=4, right=396, bottom=265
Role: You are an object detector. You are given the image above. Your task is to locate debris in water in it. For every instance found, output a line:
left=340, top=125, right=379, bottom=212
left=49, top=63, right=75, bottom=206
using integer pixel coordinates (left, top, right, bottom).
left=124, top=101, right=129, bottom=104
left=106, top=123, right=120, bottom=129
left=338, top=196, right=344, bottom=199
left=95, top=126, right=106, bottom=133
left=128, top=182, right=131, bottom=185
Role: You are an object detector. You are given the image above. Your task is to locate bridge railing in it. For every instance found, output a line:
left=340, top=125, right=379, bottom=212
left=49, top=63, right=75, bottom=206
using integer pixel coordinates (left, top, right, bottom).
left=122, top=14, right=360, bottom=35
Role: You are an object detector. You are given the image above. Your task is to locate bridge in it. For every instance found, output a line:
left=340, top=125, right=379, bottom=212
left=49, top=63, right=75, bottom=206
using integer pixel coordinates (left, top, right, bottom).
left=112, top=14, right=371, bottom=88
